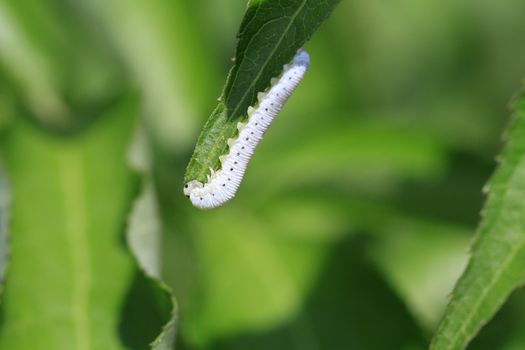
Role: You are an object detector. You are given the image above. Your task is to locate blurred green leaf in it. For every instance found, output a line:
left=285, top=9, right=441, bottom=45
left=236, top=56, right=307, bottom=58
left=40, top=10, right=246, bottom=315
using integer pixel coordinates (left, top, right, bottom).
left=0, top=3, right=68, bottom=127
left=128, top=182, right=162, bottom=278
left=0, top=1, right=125, bottom=130
left=367, top=218, right=470, bottom=331
left=0, top=165, right=9, bottom=299
left=178, top=192, right=437, bottom=347
left=181, top=210, right=329, bottom=346
left=78, top=0, right=220, bottom=151
left=254, top=190, right=471, bottom=332
left=185, top=0, right=341, bottom=183
left=430, top=90, right=525, bottom=349
left=246, top=118, right=447, bottom=200
left=186, top=235, right=425, bottom=350
left=328, top=0, right=525, bottom=154
left=0, top=100, right=171, bottom=349
left=127, top=181, right=178, bottom=350
left=0, top=92, right=15, bottom=131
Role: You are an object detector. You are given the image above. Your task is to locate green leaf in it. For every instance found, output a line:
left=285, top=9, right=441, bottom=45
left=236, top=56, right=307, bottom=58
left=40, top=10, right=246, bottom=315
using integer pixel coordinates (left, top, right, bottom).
left=127, top=180, right=178, bottom=350
left=0, top=100, right=171, bottom=349
left=182, top=225, right=425, bottom=349
left=0, top=165, right=9, bottom=299
left=185, top=0, right=341, bottom=183
left=430, top=90, right=525, bottom=349
left=128, top=182, right=162, bottom=278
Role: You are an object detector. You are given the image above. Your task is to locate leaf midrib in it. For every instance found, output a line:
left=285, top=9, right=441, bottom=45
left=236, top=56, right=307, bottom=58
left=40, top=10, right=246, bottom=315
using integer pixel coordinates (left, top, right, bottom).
left=59, top=150, right=91, bottom=350
left=195, top=0, right=308, bottom=181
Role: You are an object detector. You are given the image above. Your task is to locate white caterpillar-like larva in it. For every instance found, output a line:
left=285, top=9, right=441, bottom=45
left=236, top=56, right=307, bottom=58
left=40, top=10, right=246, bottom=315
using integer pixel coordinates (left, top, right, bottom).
left=184, top=49, right=310, bottom=209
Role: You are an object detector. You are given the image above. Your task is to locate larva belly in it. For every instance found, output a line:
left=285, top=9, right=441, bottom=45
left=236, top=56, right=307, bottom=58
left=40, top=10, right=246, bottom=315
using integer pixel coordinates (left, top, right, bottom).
left=184, top=50, right=310, bottom=209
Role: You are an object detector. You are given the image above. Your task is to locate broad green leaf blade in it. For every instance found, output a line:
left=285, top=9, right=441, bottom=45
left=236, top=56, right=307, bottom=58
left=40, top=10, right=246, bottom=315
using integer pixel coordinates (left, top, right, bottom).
left=430, top=91, right=525, bottom=349
left=0, top=165, right=9, bottom=299
left=185, top=0, right=341, bottom=183
left=0, top=101, right=171, bottom=349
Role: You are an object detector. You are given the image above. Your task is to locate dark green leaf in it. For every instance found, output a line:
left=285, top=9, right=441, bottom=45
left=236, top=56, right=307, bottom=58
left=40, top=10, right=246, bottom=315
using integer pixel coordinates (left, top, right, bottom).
left=185, top=0, right=341, bottom=183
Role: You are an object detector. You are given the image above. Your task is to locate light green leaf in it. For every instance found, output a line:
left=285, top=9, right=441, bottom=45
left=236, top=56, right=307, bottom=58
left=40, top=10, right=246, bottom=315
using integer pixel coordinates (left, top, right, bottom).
left=0, top=100, right=171, bottom=349
left=0, top=165, right=9, bottom=299
left=127, top=181, right=179, bottom=350
left=128, top=182, right=162, bottom=278
left=185, top=0, right=341, bottom=183
left=430, top=91, right=525, bottom=349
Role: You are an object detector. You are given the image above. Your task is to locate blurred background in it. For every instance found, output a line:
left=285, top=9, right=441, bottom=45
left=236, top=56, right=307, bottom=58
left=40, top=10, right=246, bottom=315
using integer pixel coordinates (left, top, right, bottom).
left=1, top=0, right=525, bottom=349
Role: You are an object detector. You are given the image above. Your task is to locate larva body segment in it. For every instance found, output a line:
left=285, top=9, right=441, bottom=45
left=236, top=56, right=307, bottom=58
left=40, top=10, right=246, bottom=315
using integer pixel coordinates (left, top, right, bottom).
left=184, top=50, right=310, bottom=209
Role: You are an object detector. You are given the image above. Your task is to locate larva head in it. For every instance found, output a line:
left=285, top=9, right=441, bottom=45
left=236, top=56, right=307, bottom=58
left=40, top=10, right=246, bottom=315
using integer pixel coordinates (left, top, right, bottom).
left=183, top=180, right=203, bottom=197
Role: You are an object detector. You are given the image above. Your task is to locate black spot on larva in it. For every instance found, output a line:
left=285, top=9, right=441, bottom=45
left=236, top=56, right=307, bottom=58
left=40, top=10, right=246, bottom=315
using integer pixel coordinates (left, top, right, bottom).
left=250, top=132, right=254, bottom=134
left=265, top=108, right=268, bottom=111
left=237, top=152, right=240, bottom=156
left=228, top=178, right=231, bottom=181
left=185, top=195, right=190, bottom=198
left=289, top=77, right=292, bottom=80
left=184, top=184, right=188, bottom=188
left=200, top=197, right=203, bottom=200
left=255, top=123, right=258, bottom=125
left=242, top=146, right=245, bottom=149
left=230, top=168, right=233, bottom=171
left=234, top=161, right=237, bottom=164
left=212, top=193, right=215, bottom=196
left=222, top=184, right=226, bottom=187
left=245, top=137, right=249, bottom=141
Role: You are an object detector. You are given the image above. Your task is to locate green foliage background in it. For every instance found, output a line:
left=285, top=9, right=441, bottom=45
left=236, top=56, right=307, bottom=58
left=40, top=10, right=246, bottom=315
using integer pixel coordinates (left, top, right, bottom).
left=0, top=0, right=525, bottom=349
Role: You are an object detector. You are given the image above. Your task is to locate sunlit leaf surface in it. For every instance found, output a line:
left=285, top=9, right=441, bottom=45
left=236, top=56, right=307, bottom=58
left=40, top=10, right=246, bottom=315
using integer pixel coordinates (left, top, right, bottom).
left=0, top=100, right=171, bottom=349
